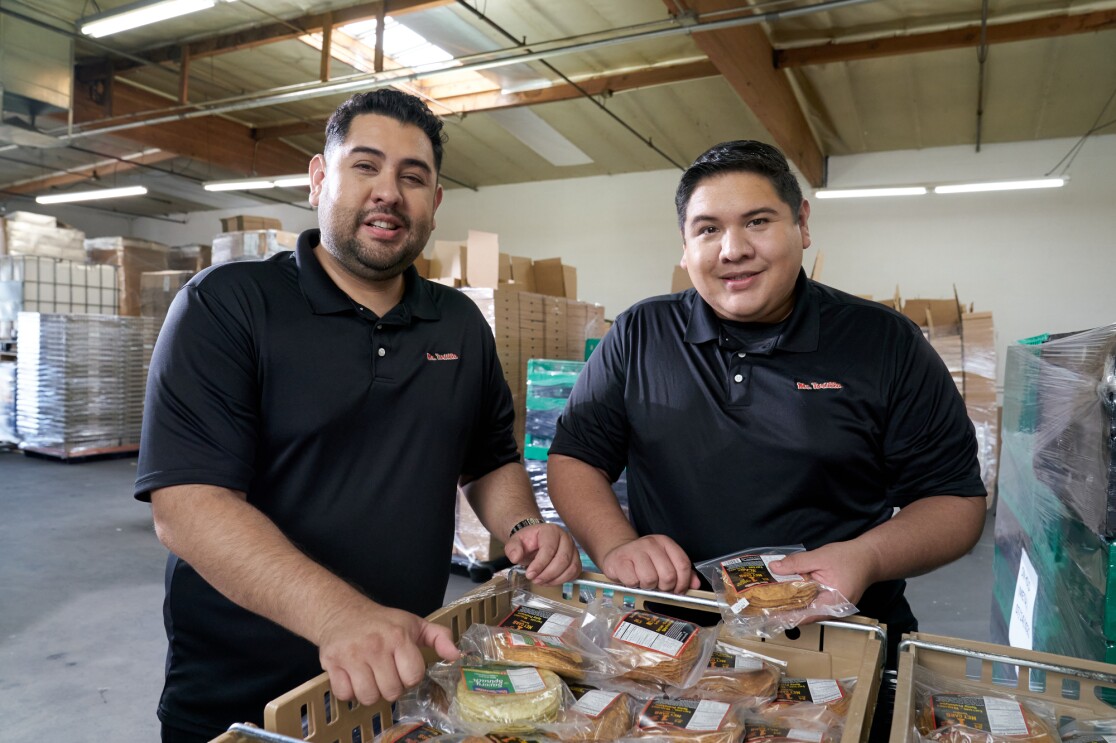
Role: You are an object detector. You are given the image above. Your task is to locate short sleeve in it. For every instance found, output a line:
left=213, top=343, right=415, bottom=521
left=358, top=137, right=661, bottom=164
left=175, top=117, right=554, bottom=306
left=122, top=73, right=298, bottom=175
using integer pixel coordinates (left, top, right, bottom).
left=134, top=282, right=260, bottom=500
left=883, top=327, right=987, bottom=506
left=460, top=318, right=520, bottom=479
left=549, top=316, right=631, bottom=482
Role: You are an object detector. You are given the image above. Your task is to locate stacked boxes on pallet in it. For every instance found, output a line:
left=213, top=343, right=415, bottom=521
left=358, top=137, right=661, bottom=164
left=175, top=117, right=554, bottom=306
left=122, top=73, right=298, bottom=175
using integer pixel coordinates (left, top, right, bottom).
left=455, top=290, right=607, bottom=572
left=15, top=312, right=159, bottom=456
left=85, top=237, right=171, bottom=317
left=0, top=256, right=118, bottom=341
left=990, top=323, right=1116, bottom=661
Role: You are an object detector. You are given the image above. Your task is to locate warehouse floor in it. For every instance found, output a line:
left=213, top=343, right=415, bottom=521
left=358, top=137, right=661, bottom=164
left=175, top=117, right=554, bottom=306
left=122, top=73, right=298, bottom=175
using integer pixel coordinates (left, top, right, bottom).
left=0, top=450, right=996, bottom=742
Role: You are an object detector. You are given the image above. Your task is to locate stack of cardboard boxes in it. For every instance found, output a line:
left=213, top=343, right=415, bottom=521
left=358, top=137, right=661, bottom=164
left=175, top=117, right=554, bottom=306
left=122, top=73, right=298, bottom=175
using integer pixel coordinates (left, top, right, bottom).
left=898, top=295, right=999, bottom=503
left=991, top=324, right=1116, bottom=662
left=441, top=232, right=608, bottom=573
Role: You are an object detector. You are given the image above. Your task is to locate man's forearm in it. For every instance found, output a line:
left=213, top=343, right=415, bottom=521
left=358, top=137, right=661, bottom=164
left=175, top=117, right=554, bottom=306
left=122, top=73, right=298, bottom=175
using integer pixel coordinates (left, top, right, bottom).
left=852, top=495, right=986, bottom=585
left=151, top=484, right=370, bottom=646
left=547, top=453, right=638, bottom=567
left=461, top=462, right=542, bottom=541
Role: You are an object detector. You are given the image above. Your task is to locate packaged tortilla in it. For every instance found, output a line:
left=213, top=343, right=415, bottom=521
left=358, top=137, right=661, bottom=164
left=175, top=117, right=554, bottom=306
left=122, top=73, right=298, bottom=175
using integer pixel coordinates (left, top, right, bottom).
left=458, top=623, right=612, bottom=680
left=379, top=721, right=451, bottom=743
left=584, top=598, right=717, bottom=688
left=685, top=642, right=785, bottom=706
left=742, top=710, right=840, bottom=743
left=1058, top=718, right=1116, bottom=743
left=559, top=681, right=637, bottom=741
left=912, top=666, right=1059, bottom=743
left=695, top=546, right=856, bottom=638
left=448, top=665, right=573, bottom=733
left=633, top=696, right=744, bottom=743
left=767, top=678, right=856, bottom=718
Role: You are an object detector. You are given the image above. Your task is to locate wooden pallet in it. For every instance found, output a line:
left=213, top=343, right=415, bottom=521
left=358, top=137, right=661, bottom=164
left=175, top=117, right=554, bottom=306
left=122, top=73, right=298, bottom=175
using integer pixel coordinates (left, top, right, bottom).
left=20, top=443, right=139, bottom=462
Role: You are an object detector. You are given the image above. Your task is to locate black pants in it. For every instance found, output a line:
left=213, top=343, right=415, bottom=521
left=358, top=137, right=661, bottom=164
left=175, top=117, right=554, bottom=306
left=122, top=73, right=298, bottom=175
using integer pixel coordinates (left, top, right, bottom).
left=162, top=722, right=217, bottom=743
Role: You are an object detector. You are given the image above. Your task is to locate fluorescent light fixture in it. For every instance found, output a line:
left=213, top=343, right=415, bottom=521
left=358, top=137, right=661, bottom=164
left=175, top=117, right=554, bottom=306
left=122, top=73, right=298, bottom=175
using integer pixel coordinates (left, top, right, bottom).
left=933, top=178, right=1065, bottom=194
left=203, top=174, right=310, bottom=191
left=81, top=0, right=222, bottom=38
left=36, top=186, right=148, bottom=204
left=814, top=186, right=927, bottom=199
left=272, top=175, right=311, bottom=188
left=204, top=179, right=275, bottom=192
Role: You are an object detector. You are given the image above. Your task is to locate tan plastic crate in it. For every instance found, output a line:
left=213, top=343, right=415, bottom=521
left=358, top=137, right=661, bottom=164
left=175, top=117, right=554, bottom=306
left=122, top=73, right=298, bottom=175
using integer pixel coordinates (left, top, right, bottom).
left=890, top=633, right=1116, bottom=743
left=212, top=572, right=884, bottom=743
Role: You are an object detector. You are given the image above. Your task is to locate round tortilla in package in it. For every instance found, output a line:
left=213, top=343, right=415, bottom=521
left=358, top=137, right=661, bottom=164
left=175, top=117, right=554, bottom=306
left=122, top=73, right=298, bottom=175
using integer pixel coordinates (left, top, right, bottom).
left=913, top=666, right=1059, bottom=743
left=686, top=641, right=785, bottom=706
left=597, top=606, right=717, bottom=688
left=450, top=665, right=572, bottom=732
left=559, top=681, right=636, bottom=741
left=459, top=623, right=610, bottom=680
left=695, top=546, right=856, bottom=638
left=766, top=678, right=856, bottom=719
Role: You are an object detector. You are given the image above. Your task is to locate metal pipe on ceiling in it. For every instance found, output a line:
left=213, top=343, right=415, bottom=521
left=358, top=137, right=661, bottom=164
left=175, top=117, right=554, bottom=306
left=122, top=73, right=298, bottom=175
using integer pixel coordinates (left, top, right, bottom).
left=54, top=0, right=878, bottom=141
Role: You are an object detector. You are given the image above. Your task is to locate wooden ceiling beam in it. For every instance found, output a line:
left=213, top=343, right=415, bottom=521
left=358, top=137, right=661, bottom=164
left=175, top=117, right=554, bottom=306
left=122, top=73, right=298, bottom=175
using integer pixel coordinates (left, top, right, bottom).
left=4, top=151, right=179, bottom=195
left=775, top=9, right=1116, bottom=68
left=251, top=59, right=720, bottom=141
left=102, top=0, right=452, bottom=71
left=666, top=0, right=825, bottom=187
left=71, top=83, right=311, bottom=177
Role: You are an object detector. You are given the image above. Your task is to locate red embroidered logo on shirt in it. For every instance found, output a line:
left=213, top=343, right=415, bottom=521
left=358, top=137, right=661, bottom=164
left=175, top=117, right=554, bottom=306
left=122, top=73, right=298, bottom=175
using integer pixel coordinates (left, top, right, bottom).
left=796, top=381, right=843, bottom=390
left=426, top=352, right=459, bottom=361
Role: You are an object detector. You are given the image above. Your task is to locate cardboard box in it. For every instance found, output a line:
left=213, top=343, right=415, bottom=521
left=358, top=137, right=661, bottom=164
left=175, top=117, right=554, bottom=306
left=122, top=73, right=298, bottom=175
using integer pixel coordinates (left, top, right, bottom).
left=211, top=230, right=297, bottom=264
left=254, top=577, right=883, bottom=743
left=498, top=252, right=512, bottom=282
left=167, top=244, right=211, bottom=273
left=891, top=633, right=1116, bottom=743
left=85, top=237, right=171, bottom=316
left=509, top=255, right=535, bottom=292
left=412, top=255, right=430, bottom=279
left=140, top=270, right=193, bottom=319
left=671, top=264, right=694, bottom=293
left=0, top=213, right=86, bottom=262
left=534, top=257, right=576, bottom=299
left=430, top=230, right=500, bottom=289
left=219, top=215, right=283, bottom=232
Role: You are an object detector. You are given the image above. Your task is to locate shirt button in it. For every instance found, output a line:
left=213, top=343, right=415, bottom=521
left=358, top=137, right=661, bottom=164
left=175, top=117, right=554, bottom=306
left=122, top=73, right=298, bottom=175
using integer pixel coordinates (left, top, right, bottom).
left=734, top=373, right=743, bottom=383
left=376, top=324, right=383, bottom=330
left=738, top=352, right=747, bottom=358
left=377, top=347, right=386, bottom=357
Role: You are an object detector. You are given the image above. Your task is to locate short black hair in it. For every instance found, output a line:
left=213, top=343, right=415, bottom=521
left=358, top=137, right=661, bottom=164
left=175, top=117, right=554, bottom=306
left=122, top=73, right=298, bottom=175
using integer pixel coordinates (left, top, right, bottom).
left=324, top=88, right=448, bottom=172
left=675, top=140, right=803, bottom=229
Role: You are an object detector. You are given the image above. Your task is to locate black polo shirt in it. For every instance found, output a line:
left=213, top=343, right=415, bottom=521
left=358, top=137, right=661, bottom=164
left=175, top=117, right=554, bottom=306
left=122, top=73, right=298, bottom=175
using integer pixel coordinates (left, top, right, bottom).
left=135, top=229, right=518, bottom=737
left=550, top=271, right=985, bottom=628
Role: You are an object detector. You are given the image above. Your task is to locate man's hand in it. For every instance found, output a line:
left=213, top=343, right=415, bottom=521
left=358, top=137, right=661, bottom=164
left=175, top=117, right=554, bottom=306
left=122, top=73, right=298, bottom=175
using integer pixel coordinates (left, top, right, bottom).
left=600, top=534, right=700, bottom=594
left=316, top=601, right=460, bottom=706
left=504, top=522, right=582, bottom=585
left=767, top=541, right=878, bottom=606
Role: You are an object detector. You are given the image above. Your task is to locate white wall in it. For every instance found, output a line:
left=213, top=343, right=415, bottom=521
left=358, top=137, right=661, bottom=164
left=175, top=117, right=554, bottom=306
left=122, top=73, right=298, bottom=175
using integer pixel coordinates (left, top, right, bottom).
left=46, top=133, right=1114, bottom=390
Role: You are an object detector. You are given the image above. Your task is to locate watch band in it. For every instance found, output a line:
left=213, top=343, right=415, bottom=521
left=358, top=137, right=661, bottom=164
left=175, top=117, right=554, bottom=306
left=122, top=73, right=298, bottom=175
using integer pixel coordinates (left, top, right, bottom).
left=508, top=517, right=543, bottom=539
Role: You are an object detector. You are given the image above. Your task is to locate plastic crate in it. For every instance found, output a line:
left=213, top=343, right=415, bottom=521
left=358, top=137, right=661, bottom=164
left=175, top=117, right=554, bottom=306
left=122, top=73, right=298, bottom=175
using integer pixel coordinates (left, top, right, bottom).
left=890, top=633, right=1116, bottom=743
left=210, top=572, right=884, bottom=743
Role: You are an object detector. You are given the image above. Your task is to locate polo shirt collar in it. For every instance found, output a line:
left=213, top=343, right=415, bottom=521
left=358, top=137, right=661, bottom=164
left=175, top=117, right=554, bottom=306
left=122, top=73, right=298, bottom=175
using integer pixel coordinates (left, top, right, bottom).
left=683, top=268, right=819, bottom=352
left=295, top=228, right=440, bottom=321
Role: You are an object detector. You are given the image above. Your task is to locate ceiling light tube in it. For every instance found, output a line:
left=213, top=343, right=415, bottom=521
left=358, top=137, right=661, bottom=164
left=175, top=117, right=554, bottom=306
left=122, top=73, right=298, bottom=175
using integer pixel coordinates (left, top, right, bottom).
left=36, top=186, right=149, bottom=204
left=81, top=0, right=220, bottom=38
left=814, top=186, right=928, bottom=199
left=933, top=178, right=1065, bottom=194
left=204, top=179, right=275, bottom=192
left=271, top=175, right=311, bottom=188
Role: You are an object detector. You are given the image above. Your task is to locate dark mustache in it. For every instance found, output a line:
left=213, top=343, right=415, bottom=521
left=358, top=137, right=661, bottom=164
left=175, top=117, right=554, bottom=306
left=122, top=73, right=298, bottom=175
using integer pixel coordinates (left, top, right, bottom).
left=358, top=208, right=410, bottom=229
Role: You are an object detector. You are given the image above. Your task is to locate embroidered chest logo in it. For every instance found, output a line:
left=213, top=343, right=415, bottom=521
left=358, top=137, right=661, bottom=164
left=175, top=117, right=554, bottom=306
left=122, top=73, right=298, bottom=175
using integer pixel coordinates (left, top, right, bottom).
left=796, top=381, right=844, bottom=390
left=426, top=352, right=460, bottom=361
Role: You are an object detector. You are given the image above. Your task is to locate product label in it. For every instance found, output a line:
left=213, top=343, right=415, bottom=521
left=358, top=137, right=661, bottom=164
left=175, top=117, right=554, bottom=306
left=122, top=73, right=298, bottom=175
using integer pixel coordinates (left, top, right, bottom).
left=777, top=679, right=843, bottom=705
left=484, top=735, right=549, bottom=743
left=929, top=695, right=1029, bottom=735
left=613, top=610, right=697, bottom=657
left=640, top=698, right=731, bottom=732
left=571, top=689, right=623, bottom=718
left=461, top=667, right=546, bottom=695
left=502, top=630, right=570, bottom=650
left=1009, top=549, right=1038, bottom=650
left=709, top=643, right=765, bottom=671
left=746, top=723, right=824, bottom=743
left=392, top=723, right=445, bottom=743
left=722, top=554, right=804, bottom=592
left=499, top=605, right=577, bottom=636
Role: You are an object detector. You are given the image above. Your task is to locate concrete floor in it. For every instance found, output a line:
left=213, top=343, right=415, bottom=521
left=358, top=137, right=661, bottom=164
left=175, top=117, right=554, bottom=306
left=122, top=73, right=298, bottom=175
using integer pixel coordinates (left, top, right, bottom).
left=0, top=450, right=995, bottom=742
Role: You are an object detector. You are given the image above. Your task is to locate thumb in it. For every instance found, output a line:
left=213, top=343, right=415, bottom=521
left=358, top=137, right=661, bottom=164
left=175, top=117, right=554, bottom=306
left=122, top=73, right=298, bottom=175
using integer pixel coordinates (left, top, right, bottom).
left=768, top=556, right=806, bottom=575
left=420, top=621, right=461, bottom=662
left=504, top=535, right=524, bottom=564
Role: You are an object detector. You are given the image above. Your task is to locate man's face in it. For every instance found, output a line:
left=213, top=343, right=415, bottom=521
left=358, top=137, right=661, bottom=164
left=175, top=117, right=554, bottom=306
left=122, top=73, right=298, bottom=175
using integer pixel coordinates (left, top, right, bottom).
left=309, top=113, right=443, bottom=282
left=681, top=171, right=811, bottom=323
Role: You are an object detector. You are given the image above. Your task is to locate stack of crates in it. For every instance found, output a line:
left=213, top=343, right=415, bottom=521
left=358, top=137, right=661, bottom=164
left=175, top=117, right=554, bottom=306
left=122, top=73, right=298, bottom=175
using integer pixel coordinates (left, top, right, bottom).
left=15, top=312, right=159, bottom=455
left=991, top=323, right=1116, bottom=661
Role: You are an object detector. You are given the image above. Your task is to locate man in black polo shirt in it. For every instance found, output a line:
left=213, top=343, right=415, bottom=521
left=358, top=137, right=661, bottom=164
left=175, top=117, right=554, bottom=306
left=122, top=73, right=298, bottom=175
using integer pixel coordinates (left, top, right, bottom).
left=135, top=89, right=580, bottom=742
left=548, top=140, right=986, bottom=659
